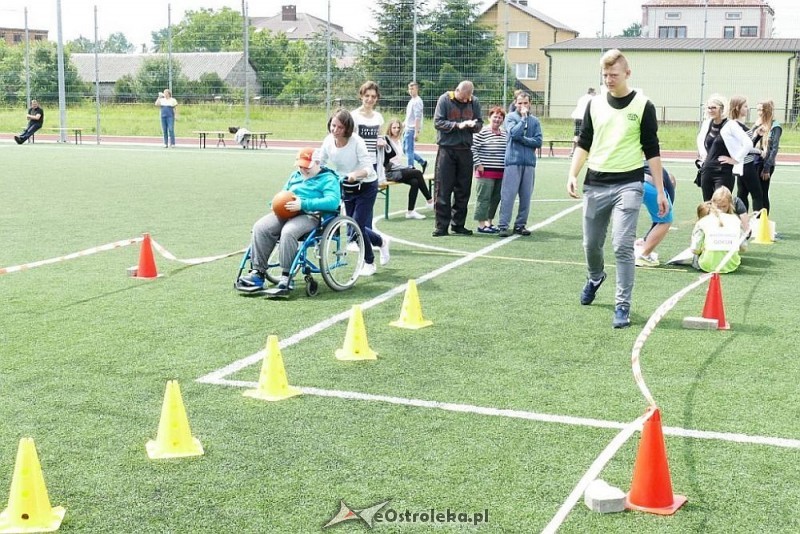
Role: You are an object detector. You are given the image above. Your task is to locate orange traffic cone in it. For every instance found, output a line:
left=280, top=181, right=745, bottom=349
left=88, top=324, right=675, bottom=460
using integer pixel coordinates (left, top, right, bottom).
left=625, top=408, right=687, bottom=515
left=701, top=273, right=730, bottom=330
left=134, top=233, right=159, bottom=279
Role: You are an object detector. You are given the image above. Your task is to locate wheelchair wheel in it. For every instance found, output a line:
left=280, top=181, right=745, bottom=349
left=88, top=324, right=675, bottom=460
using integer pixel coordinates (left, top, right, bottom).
left=319, top=215, right=364, bottom=291
left=304, top=275, right=319, bottom=297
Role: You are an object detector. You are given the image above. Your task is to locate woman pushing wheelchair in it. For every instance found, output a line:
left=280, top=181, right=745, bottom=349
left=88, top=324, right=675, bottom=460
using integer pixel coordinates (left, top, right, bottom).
left=236, top=147, right=342, bottom=297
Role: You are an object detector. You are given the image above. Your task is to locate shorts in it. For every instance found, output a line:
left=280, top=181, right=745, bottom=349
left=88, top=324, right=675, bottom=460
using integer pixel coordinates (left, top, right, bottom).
left=573, top=119, right=582, bottom=137
left=643, top=181, right=673, bottom=224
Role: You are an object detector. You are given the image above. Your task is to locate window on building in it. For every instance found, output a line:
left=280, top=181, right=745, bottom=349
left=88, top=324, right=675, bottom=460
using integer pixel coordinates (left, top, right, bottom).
left=723, top=26, right=735, bottom=39
left=665, top=12, right=681, bottom=20
left=34, top=35, right=44, bottom=41
left=657, top=26, right=687, bottom=38
left=514, top=63, right=538, bottom=80
left=13, top=34, right=21, bottom=43
left=508, top=31, right=529, bottom=49
left=725, top=12, right=742, bottom=20
left=740, top=26, right=758, bottom=37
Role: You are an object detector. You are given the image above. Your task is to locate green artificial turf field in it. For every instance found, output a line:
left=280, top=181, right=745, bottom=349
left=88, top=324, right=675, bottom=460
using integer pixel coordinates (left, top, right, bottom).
left=1, top=143, right=799, bottom=532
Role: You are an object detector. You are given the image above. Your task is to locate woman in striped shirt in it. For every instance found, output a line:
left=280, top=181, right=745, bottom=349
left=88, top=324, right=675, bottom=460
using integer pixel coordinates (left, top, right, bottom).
left=471, top=106, right=507, bottom=233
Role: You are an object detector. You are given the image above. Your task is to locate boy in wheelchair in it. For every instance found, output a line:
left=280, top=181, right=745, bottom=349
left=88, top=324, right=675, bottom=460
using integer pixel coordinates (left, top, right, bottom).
left=237, top=147, right=342, bottom=296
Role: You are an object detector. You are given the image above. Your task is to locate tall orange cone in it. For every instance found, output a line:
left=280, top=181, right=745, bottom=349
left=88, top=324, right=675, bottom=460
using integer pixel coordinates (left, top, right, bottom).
left=146, top=380, right=204, bottom=459
left=0, top=438, right=66, bottom=533
left=134, top=233, right=159, bottom=279
left=335, top=306, right=377, bottom=361
left=701, top=273, right=730, bottom=330
left=751, top=209, right=774, bottom=245
left=626, top=408, right=687, bottom=515
left=243, top=336, right=302, bottom=401
left=390, top=280, right=433, bottom=330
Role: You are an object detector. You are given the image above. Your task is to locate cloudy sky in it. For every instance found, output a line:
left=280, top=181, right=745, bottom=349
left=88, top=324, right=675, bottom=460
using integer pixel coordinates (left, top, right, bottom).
left=7, top=0, right=800, bottom=48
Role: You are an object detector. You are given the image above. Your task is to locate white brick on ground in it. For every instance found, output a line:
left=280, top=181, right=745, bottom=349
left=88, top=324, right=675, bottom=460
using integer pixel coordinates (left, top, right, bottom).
left=583, top=479, right=626, bottom=513
left=682, top=316, right=719, bottom=330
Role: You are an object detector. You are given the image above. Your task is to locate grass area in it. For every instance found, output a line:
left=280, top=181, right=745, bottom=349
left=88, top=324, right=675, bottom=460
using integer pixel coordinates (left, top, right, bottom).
left=1, top=103, right=797, bottom=151
left=2, top=144, right=800, bottom=532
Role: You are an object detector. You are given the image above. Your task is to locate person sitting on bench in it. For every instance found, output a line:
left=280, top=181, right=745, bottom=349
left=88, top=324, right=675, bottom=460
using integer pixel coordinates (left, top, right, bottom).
left=14, top=99, right=44, bottom=144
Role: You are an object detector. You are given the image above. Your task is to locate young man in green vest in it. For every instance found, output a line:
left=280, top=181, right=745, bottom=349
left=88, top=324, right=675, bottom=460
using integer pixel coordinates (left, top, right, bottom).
left=566, top=49, right=668, bottom=329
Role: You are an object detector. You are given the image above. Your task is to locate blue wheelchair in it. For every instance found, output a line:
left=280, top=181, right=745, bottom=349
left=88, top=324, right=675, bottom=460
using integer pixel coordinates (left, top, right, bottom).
left=234, top=212, right=365, bottom=297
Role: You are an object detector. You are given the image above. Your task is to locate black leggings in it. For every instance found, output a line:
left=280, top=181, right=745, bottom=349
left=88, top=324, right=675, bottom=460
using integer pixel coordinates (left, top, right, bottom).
left=735, top=162, right=765, bottom=212
left=700, top=165, right=734, bottom=202
left=389, top=167, right=432, bottom=210
left=760, top=165, right=774, bottom=214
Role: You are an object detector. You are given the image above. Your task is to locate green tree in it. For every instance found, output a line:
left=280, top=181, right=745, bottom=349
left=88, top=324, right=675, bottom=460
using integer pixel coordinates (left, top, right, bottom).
left=153, top=7, right=244, bottom=52
left=135, top=57, right=188, bottom=100
left=113, top=74, right=137, bottom=103
left=248, top=30, right=293, bottom=99
left=619, top=22, right=642, bottom=37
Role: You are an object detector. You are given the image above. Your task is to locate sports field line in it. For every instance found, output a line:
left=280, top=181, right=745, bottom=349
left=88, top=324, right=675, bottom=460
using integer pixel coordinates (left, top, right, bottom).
left=199, top=378, right=800, bottom=450
left=195, top=203, right=582, bottom=384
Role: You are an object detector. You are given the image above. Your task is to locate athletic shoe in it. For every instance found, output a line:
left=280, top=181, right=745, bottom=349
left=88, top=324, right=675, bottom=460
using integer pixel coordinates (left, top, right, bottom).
left=347, top=241, right=360, bottom=252
left=580, top=273, right=606, bottom=305
left=450, top=226, right=473, bottom=236
left=239, top=270, right=265, bottom=289
left=477, top=226, right=498, bottom=234
left=432, top=228, right=448, bottom=237
left=612, top=306, right=631, bottom=329
left=406, top=210, right=426, bottom=220
left=635, top=253, right=660, bottom=267
left=14, top=135, right=22, bottom=145
left=379, top=236, right=391, bottom=266
left=514, top=226, right=531, bottom=236
left=497, top=227, right=513, bottom=237
left=421, top=160, right=428, bottom=175
left=426, top=199, right=435, bottom=209
left=360, top=262, right=377, bottom=276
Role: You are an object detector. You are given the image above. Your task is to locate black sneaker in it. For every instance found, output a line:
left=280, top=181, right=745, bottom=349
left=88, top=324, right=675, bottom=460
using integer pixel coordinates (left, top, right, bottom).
left=612, top=306, right=631, bottom=328
left=421, top=160, right=428, bottom=175
left=497, top=227, right=512, bottom=237
left=514, top=226, right=531, bottom=236
left=580, top=273, right=606, bottom=305
left=14, top=135, right=23, bottom=145
left=450, top=226, right=473, bottom=236
left=432, top=228, right=449, bottom=237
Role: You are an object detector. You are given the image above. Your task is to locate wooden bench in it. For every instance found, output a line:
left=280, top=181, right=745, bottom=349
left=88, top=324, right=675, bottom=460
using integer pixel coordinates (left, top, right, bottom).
left=547, top=139, right=573, bottom=156
left=378, top=176, right=435, bottom=219
left=44, top=127, right=83, bottom=144
left=246, top=131, right=272, bottom=149
left=193, top=131, right=228, bottom=148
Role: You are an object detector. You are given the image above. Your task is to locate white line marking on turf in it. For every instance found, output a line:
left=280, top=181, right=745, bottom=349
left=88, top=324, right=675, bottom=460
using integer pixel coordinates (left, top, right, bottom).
left=206, top=379, right=800, bottom=450
left=541, top=409, right=654, bottom=534
left=196, top=204, right=582, bottom=385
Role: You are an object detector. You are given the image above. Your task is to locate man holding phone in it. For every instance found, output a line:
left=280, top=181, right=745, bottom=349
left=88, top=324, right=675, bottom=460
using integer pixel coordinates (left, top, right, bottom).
left=432, top=80, right=483, bottom=236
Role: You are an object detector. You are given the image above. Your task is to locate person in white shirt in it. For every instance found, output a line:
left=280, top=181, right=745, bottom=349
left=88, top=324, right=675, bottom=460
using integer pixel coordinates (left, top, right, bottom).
left=319, top=109, right=390, bottom=276
left=154, top=89, right=178, bottom=147
left=403, top=81, right=428, bottom=172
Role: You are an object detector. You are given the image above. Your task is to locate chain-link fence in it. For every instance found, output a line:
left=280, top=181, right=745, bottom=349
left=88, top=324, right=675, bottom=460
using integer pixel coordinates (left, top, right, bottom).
left=3, top=0, right=799, bottom=132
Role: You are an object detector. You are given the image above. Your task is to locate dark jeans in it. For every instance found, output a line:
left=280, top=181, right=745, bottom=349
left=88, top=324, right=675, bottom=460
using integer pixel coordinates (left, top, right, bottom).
left=700, top=164, right=734, bottom=202
left=387, top=167, right=432, bottom=210
left=434, top=146, right=473, bottom=231
left=760, top=165, right=774, bottom=213
left=343, top=180, right=383, bottom=265
left=735, top=161, right=764, bottom=212
left=19, top=122, right=42, bottom=141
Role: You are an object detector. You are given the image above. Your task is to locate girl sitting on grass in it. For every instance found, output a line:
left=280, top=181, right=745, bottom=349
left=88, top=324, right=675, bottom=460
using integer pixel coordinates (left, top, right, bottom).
left=691, top=187, right=747, bottom=273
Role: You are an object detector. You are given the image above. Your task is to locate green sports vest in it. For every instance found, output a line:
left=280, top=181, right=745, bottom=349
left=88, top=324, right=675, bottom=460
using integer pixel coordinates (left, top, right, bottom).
left=587, top=92, right=648, bottom=173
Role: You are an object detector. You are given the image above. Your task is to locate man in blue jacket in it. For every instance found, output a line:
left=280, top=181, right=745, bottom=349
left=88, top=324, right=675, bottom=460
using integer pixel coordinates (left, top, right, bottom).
left=237, top=147, right=342, bottom=296
left=498, top=91, right=542, bottom=237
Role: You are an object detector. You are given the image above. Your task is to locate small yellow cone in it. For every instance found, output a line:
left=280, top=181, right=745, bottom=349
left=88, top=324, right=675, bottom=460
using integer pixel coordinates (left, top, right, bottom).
left=243, top=336, right=302, bottom=402
left=146, top=381, right=204, bottom=459
left=0, top=438, right=65, bottom=533
left=390, top=279, right=433, bottom=330
left=335, top=306, right=377, bottom=361
left=751, top=209, right=774, bottom=244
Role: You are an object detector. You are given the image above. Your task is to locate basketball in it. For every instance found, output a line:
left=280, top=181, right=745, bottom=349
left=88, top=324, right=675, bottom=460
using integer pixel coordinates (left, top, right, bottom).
left=272, top=190, right=298, bottom=219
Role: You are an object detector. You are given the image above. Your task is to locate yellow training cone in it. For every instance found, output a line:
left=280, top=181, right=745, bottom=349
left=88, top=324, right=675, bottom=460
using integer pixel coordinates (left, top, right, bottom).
left=0, top=438, right=65, bottom=533
left=390, top=279, right=433, bottom=330
left=751, top=209, right=774, bottom=244
left=243, top=336, right=302, bottom=402
left=335, top=306, right=377, bottom=361
left=146, top=380, right=204, bottom=459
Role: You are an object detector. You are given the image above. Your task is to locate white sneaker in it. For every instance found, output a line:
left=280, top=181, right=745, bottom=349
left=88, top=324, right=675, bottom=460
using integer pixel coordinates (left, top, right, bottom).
left=347, top=241, right=359, bottom=252
left=379, top=235, right=391, bottom=265
left=405, top=210, right=426, bottom=220
left=360, top=262, right=376, bottom=276
left=635, top=253, right=660, bottom=267
left=426, top=199, right=435, bottom=209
